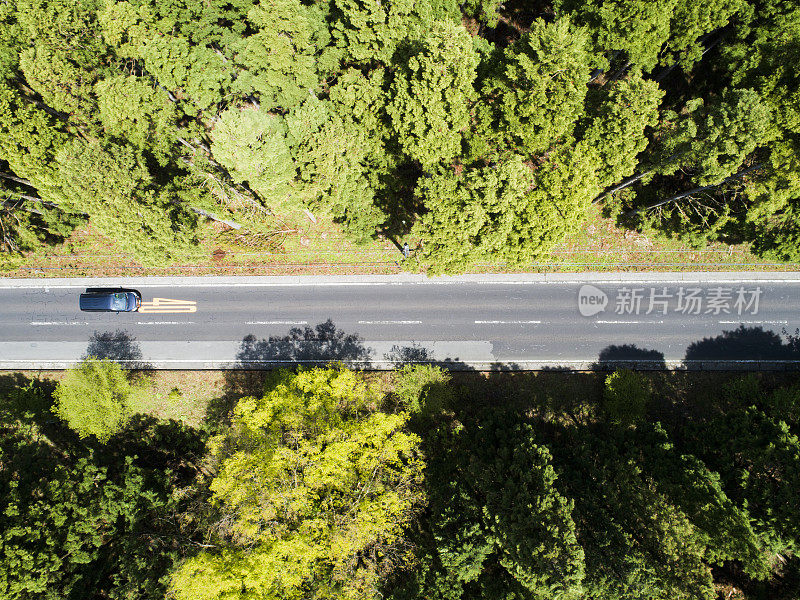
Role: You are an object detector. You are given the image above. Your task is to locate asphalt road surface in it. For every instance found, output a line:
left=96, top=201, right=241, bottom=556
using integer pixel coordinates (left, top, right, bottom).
left=2, top=273, right=800, bottom=370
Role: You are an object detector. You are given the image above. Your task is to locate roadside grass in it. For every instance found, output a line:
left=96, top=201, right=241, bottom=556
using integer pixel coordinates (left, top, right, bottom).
left=7, top=369, right=800, bottom=433
left=3, top=204, right=797, bottom=277
left=13, top=369, right=228, bottom=428
left=126, top=370, right=228, bottom=427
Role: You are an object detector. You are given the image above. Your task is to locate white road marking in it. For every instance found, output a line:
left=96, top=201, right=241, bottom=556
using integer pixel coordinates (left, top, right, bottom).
left=474, top=320, right=541, bottom=324
left=358, top=320, right=422, bottom=325
left=136, top=321, right=194, bottom=325
left=596, top=320, right=665, bottom=324
left=6, top=273, right=800, bottom=289
left=29, top=321, right=87, bottom=326
left=246, top=320, right=308, bottom=325
left=719, top=320, right=789, bottom=324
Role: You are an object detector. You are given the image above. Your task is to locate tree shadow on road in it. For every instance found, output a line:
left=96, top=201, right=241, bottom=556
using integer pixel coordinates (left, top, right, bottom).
left=83, top=330, right=153, bottom=378
left=209, top=320, right=372, bottom=425
left=383, top=343, right=434, bottom=368
left=592, top=344, right=667, bottom=371
left=683, top=325, right=800, bottom=367
left=382, top=343, right=477, bottom=371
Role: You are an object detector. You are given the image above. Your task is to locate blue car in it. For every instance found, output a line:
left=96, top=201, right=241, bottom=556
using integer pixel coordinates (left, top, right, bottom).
left=79, top=289, right=142, bottom=312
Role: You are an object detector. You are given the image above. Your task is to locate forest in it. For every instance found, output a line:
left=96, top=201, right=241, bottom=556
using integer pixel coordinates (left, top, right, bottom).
left=0, top=0, right=798, bottom=272
left=2, top=360, right=800, bottom=599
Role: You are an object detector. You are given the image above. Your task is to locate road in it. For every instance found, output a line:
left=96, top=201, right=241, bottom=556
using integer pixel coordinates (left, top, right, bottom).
left=2, top=273, right=800, bottom=370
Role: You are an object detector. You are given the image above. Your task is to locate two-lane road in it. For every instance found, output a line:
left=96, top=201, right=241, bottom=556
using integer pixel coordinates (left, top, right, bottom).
left=2, top=273, right=800, bottom=369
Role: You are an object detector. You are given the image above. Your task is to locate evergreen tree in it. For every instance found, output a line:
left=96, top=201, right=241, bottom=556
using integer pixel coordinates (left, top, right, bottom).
left=413, top=154, right=534, bottom=274
left=95, top=74, right=177, bottom=164
left=210, top=105, right=296, bottom=212
left=479, top=17, right=591, bottom=159
left=388, top=22, right=478, bottom=170
left=230, top=0, right=330, bottom=111
left=287, top=95, right=386, bottom=242
left=54, top=139, right=201, bottom=264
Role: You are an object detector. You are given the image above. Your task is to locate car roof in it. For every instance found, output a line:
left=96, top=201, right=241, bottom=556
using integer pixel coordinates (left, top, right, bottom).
left=79, top=291, right=131, bottom=311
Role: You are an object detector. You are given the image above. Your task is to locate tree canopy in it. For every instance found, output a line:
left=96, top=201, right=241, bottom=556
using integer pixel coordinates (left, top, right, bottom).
left=1, top=0, right=795, bottom=272
left=170, top=368, right=425, bottom=600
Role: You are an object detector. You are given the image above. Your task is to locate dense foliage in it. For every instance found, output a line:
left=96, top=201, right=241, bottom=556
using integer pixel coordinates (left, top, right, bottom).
left=3, top=363, right=800, bottom=599
left=0, top=373, right=208, bottom=599
left=51, top=358, right=133, bottom=442
left=0, top=0, right=796, bottom=270
left=170, top=368, right=425, bottom=600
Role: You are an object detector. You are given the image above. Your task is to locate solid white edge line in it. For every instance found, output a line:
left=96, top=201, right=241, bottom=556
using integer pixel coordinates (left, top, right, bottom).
left=5, top=272, right=800, bottom=289
left=6, top=280, right=800, bottom=289
left=719, top=320, right=789, bottom=324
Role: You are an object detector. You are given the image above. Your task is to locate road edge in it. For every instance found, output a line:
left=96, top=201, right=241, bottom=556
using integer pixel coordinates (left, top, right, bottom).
left=4, top=271, right=800, bottom=287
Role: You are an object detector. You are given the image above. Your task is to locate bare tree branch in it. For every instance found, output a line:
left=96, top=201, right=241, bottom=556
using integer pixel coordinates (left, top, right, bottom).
left=625, top=163, right=765, bottom=217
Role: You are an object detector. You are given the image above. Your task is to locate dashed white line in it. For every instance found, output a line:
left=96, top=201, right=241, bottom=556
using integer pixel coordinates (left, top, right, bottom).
left=474, top=320, right=541, bottom=324
left=358, top=320, right=422, bottom=325
left=719, top=320, right=789, bottom=325
left=596, top=320, right=665, bottom=324
left=136, top=321, right=194, bottom=325
left=246, top=320, right=308, bottom=325
left=29, top=321, right=87, bottom=326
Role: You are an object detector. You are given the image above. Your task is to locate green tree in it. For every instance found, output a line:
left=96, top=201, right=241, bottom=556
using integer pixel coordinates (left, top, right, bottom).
left=554, top=426, right=733, bottom=600
left=0, top=82, right=68, bottom=191
left=51, top=358, right=132, bottom=442
left=15, top=0, right=110, bottom=124
left=602, top=369, right=650, bottom=426
left=553, top=0, right=747, bottom=71
left=682, top=404, right=800, bottom=557
left=210, top=106, right=296, bottom=212
left=0, top=191, right=83, bottom=269
left=1, top=373, right=208, bottom=600
left=54, top=138, right=201, bottom=264
left=392, top=364, right=454, bottom=417
left=721, top=3, right=800, bottom=260
left=388, top=22, right=478, bottom=170
left=392, top=414, right=585, bottom=600
left=328, top=0, right=460, bottom=66
left=581, top=73, right=663, bottom=190
left=553, top=0, right=673, bottom=71
left=170, top=367, right=425, bottom=600
left=413, top=154, right=534, bottom=274
left=0, top=2, right=24, bottom=81
left=479, top=17, right=591, bottom=159
left=95, top=74, right=178, bottom=164
left=286, top=94, right=386, bottom=242
left=230, top=0, right=330, bottom=111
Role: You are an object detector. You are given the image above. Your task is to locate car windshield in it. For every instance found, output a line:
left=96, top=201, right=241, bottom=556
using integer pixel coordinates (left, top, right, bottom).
left=111, top=293, right=128, bottom=311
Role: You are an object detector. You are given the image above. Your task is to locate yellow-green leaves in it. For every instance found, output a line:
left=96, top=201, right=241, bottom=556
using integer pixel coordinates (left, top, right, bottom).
left=173, top=368, right=425, bottom=600
left=51, top=358, right=132, bottom=443
left=210, top=107, right=296, bottom=212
